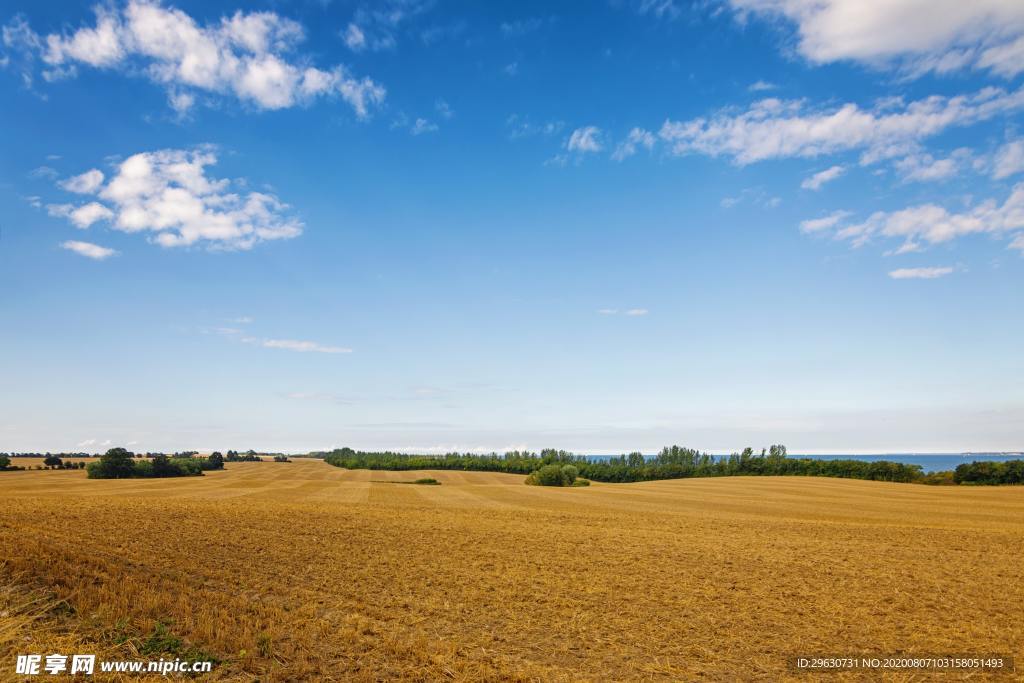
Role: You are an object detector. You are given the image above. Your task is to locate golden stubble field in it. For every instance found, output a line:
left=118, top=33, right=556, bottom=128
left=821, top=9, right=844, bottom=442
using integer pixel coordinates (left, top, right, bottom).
left=2, top=459, right=1023, bottom=681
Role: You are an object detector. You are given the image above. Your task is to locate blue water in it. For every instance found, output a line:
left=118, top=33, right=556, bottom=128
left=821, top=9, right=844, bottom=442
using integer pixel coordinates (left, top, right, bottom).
left=585, top=453, right=1023, bottom=474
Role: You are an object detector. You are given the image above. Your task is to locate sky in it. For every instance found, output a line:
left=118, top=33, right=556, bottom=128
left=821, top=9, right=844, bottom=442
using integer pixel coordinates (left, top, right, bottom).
left=1, top=0, right=1022, bottom=455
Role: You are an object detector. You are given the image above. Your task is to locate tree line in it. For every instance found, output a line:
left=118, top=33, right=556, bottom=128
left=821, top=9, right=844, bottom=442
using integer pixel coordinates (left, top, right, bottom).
left=316, top=445, right=942, bottom=484
left=86, top=448, right=225, bottom=479
left=953, top=460, right=1024, bottom=485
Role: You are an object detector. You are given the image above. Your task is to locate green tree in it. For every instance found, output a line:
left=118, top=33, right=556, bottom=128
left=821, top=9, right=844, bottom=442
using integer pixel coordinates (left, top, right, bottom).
left=98, top=447, right=136, bottom=478
left=208, top=451, right=224, bottom=469
left=43, top=455, right=63, bottom=468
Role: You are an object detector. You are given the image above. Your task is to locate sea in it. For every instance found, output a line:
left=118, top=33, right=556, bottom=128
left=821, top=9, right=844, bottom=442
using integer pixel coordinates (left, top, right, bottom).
left=584, top=453, right=1023, bottom=474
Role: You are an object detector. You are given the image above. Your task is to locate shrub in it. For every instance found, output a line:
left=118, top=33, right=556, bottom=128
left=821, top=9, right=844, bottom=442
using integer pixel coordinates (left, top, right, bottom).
left=43, top=455, right=63, bottom=468
left=273, top=455, right=290, bottom=463
left=560, top=465, right=578, bottom=486
left=412, top=478, right=440, bottom=485
left=531, top=464, right=565, bottom=486
left=0, top=454, right=10, bottom=470
left=919, top=470, right=956, bottom=485
left=207, top=451, right=224, bottom=469
left=571, top=478, right=591, bottom=487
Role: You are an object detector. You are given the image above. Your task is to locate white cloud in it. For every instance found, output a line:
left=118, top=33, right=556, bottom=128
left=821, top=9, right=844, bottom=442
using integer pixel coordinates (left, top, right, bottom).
left=245, top=337, right=352, bottom=354
left=48, top=201, right=115, bottom=228
left=801, top=164, right=845, bottom=190
left=566, top=126, right=603, bottom=154
left=503, top=61, right=519, bottom=77
left=893, top=149, right=969, bottom=182
left=888, top=267, right=954, bottom=280
left=624, top=308, right=649, bottom=316
left=800, top=210, right=852, bottom=233
left=343, top=23, right=366, bottom=51
left=60, top=168, right=105, bottom=194
left=410, top=118, right=438, bottom=135
left=435, top=99, right=453, bottom=119
left=814, top=183, right=1024, bottom=252
left=720, top=187, right=782, bottom=209
left=30, top=166, right=58, bottom=180
left=612, top=128, right=656, bottom=161
left=748, top=80, right=776, bottom=91
left=729, top=0, right=1024, bottom=78
left=658, top=86, right=1024, bottom=165
left=11, top=1, right=384, bottom=117
left=342, top=0, right=432, bottom=53
left=47, top=147, right=303, bottom=250
left=61, top=240, right=117, bottom=260
left=506, top=115, right=563, bottom=140
left=596, top=308, right=618, bottom=315
left=228, top=316, right=253, bottom=324
left=993, top=139, right=1024, bottom=179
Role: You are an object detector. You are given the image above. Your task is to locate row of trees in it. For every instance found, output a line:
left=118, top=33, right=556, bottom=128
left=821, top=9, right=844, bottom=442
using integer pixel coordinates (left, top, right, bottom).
left=317, top=445, right=930, bottom=484
left=86, top=448, right=225, bottom=479
left=954, top=460, right=1024, bottom=485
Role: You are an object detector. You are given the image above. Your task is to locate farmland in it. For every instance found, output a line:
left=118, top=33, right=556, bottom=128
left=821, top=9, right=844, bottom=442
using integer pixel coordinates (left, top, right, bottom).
left=2, top=459, right=1023, bottom=681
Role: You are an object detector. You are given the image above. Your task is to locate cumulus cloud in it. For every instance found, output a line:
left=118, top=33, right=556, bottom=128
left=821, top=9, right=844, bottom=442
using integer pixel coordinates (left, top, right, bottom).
left=888, top=267, right=954, bottom=280
left=658, top=86, right=1024, bottom=165
left=801, top=164, right=845, bottom=190
left=893, top=149, right=970, bottom=182
left=799, top=210, right=852, bottom=233
left=46, top=147, right=303, bottom=250
left=993, top=139, right=1024, bottom=179
left=807, top=183, right=1024, bottom=253
left=343, top=23, right=366, bottom=51
left=48, top=201, right=115, bottom=228
left=244, top=337, right=352, bottom=354
left=612, top=128, right=656, bottom=161
left=60, top=169, right=105, bottom=194
left=60, top=240, right=117, bottom=260
left=566, top=126, right=603, bottom=154
left=7, top=0, right=384, bottom=117
left=728, top=0, right=1024, bottom=78
left=748, top=80, right=776, bottom=92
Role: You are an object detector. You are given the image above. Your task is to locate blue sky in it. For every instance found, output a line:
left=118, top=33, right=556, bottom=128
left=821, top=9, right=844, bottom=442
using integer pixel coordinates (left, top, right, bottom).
left=1, top=0, right=1022, bottom=454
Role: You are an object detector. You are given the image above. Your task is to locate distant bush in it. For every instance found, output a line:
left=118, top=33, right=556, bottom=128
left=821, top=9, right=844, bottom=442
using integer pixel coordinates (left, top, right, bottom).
left=87, top=447, right=205, bottom=479
left=527, top=464, right=565, bottom=486
left=526, top=464, right=583, bottom=487
left=226, top=450, right=261, bottom=462
left=0, top=454, right=11, bottom=470
left=571, top=478, right=591, bottom=487
left=207, top=452, right=224, bottom=469
left=412, top=478, right=440, bottom=485
left=43, top=455, right=63, bottom=468
left=919, top=470, right=957, bottom=485
left=273, top=455, right=290, bottom=463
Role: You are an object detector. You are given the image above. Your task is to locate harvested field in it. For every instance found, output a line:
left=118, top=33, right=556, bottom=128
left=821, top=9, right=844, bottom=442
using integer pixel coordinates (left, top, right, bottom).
left=2, top=459, right=1022, bottom=681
